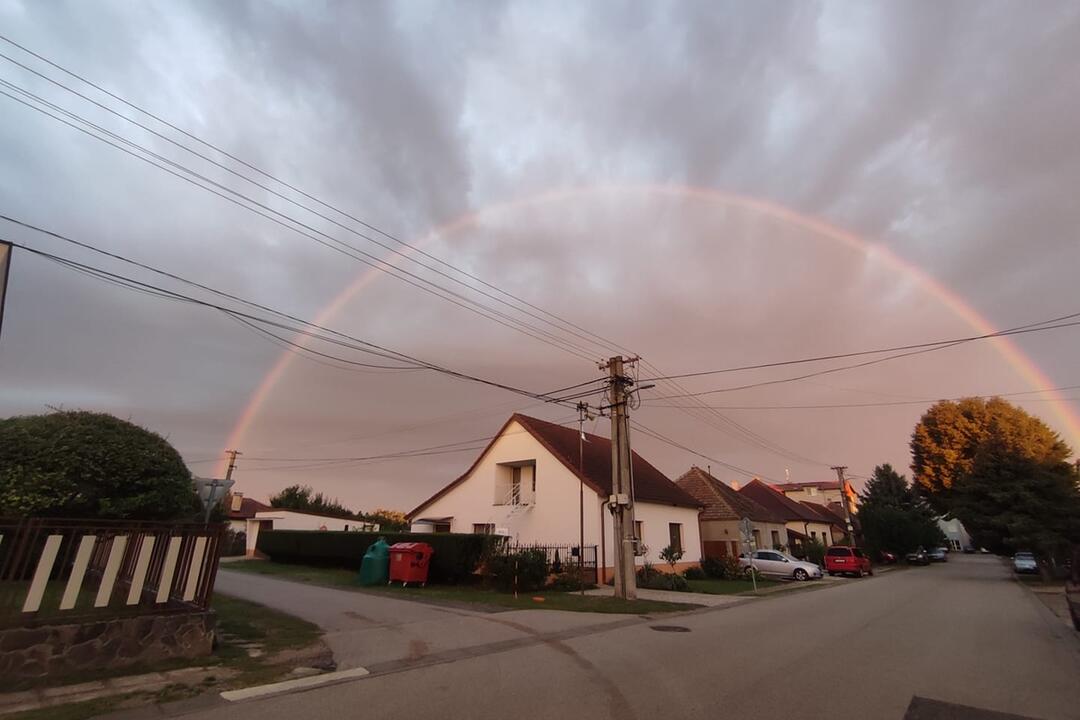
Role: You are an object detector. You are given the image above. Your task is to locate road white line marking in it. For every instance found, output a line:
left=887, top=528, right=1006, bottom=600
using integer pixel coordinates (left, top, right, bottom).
left=220, top=667, right=370, bottom=702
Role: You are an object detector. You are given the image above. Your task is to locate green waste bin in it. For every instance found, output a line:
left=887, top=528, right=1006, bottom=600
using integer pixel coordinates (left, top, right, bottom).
left=358, top=537, right=391, bottom=586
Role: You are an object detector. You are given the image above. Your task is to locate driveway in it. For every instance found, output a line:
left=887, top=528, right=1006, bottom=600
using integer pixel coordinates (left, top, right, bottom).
left=213, top=570, right=635, bottom=670
left=183, top=554, right=1080, bottom=720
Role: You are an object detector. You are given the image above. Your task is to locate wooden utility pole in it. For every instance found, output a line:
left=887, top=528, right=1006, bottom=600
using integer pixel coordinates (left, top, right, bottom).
left=831, top=465, right=856, bottom=544
left=224, top=449, right=242, bottom=482
left=603, top=356, right=637, bottom=600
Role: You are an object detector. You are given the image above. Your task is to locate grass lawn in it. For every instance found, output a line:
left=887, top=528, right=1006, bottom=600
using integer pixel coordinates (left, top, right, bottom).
left=3, top=593, right=323, bottom=720
left=686, top=577, right=781, bottom=595
left=224, top=560, right=694, bottom=614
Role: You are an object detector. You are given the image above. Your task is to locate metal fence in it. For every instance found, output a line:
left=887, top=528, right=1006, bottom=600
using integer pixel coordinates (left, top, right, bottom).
left=503, top=543, right=598, bottom=583
left=0, top=518, right=224, bottom=628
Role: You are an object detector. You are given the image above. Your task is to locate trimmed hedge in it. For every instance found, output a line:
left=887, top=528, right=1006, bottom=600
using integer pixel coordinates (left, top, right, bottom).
left=256, top=530, right=504, bottom=583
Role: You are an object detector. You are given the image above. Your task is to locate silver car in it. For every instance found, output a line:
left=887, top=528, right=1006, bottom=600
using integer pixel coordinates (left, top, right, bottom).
left=740, top=550, right=822, bottom=581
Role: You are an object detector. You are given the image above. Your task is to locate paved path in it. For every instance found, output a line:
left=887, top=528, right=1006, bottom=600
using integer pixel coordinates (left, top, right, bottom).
left=213, top=570, right=634, bottom=670
left=166, top=556, right=1080, bottom=720
left=583, top=585, right=749, bottom=606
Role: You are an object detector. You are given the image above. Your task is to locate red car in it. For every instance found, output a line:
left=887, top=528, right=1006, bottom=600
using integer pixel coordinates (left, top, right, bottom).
left=825, top=546, right=873, bottom=577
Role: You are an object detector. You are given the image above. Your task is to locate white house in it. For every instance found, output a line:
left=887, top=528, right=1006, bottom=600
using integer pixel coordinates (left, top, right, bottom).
left=937, top=516, right=972, bottom=551
left=407, top=413, right=703, bottom=579
left=225, top=493, right=379, bottom=556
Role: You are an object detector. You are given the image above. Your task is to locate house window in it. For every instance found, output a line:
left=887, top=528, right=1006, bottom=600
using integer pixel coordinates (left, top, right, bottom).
left=668, top=523, right=682, bottom=554
left=752, top=529, right=761, bottom=549
left=771, top=530, right=780, bottom=548
left=433, top=521, right=451, bottom=533
left=811, top=531, right=817, bottom=541
left=472, top=523, right=494, bottom=535
left=634, top=520, right=643, bottom=541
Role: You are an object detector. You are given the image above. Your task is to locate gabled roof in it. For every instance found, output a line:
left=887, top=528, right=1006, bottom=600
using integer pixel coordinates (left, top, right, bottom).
left=738, top=479, right=822, bottom=523
left=675, top=467, right=784, bottom=523
left=799, top=500, right=845, bottom=527
left=408, top=413, right=701, bottom=518
left=227, top=497, right=272, bottom=520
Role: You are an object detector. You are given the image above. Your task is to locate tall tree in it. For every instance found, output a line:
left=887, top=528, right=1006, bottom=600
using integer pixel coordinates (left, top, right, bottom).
left=910, top=398, right=1079, bottom=572
left=858, top=464, right=944, bottom=558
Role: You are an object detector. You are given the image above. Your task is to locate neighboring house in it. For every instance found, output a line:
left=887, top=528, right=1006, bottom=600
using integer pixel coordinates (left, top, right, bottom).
left=774, top=480, right=858, bottom=515
left=937, top=516, right=972, bottom=551
left=407, top=413, right=703, bottom=578
left=226, top=493, right=379, bottom=556
left=675, top=466, right=788, bottom=558
left=800, top=500, right=850, bottom=545
left=739, top=479, right=836, bottom=553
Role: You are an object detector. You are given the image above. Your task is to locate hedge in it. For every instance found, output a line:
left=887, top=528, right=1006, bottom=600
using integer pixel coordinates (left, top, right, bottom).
left=256, top=530, right=505, bottom=583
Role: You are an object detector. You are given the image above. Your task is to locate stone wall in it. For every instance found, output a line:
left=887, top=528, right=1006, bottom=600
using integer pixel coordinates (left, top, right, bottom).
left=0, top=611, right=215, bottom=681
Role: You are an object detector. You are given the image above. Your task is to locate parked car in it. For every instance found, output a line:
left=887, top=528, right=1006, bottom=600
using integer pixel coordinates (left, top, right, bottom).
left=879, top=551, right=898, bottom=564
left=928, top=547, right=948, bottom=562
left=1013, top=551, right=1038, bottom=574
left=962, top=547, right=975, bottom=554
left=739, top=550, right=822, bottom=581
left=906, top=547, right=930, bottom=565
left=825, top=546, right=874, bottom=577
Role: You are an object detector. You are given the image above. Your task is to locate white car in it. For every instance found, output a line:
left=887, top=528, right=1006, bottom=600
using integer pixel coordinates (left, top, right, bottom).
left=740, top=550, right=823, bottom=581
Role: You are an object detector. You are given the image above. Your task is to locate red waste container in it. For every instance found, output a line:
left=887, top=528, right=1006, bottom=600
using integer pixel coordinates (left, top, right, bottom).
left=388, top=542, right=434, bottom=587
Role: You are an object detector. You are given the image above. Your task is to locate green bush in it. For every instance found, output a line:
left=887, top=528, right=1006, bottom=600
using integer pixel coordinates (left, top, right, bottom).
left=0, top=410, right=197, bottom=520
left=804, top=539, right=826, bottom=566
left=257, top=530, right=505, bottom=583
left=546, top=565, right=596, bottom=591
left=636, top=563, right=689, bottom=591
left=486, top=549, right=548, bottom=593
left=682, top=565, right=706, bottom=580
left=702, top=555, right=742, bottom=580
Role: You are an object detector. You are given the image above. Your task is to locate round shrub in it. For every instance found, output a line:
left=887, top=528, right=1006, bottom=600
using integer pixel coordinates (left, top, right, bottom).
left=0, top=410, right=197, bottom=520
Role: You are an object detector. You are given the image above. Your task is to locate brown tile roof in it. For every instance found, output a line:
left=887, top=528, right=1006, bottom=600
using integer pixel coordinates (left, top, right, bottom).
left=738, top=479, right=822, bottom=522
left=675, top=467, right=784, bottom=523
left=227, top=496, right=272, bottom=520
left=409, top=413, right=701, bottom=518
left=799, top=500, right=845, bottom=527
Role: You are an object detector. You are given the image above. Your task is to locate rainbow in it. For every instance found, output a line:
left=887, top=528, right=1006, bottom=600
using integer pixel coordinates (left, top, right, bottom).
left=216, top=185, right=1080, bottom=476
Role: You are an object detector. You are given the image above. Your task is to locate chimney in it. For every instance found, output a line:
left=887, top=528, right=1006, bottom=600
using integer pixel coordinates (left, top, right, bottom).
left=230, top=492, right=244, bottom=512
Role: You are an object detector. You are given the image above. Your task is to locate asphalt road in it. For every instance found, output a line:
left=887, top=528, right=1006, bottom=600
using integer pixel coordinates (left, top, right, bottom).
left=172, top=555, right=1080, bottom=720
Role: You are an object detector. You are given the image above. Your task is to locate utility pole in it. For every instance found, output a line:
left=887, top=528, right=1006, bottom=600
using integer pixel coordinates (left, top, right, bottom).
left=831, top=466, right=856, bottom=544
left=224, top=449, right=242, bottom=482
left=602, top=356, right=637, bottom=600
left=577, top=402, right=591, bottom=596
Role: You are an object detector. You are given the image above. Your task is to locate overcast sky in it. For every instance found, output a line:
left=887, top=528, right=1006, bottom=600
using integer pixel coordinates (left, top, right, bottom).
left=1, top=1, right=1078, bottom=513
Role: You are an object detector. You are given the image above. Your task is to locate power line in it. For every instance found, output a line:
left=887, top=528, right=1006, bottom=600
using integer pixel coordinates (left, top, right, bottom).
left=641, top=311, right=1080, bottom=382
left=647, top=384, right=1080, bottom=410
left=630, top=419, right=776, bottom=482
left=0, top=34, right=638, bottom=363
left=7, top=238, right=591, bottom=408
left=0, top=81, right=604, bottom=362
left=649, top=318, right=1080, bottom=400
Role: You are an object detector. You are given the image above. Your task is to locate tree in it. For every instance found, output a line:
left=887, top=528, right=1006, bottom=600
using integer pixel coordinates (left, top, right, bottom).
left=910, top=398, right=1080, bottom=573
left=359, top=508, right=409, bottom=531
left=857, top=464, right=945, bottom=559
left=269, top=484, right=356, bottom=519
left=0, top=410, right=198, bottom=520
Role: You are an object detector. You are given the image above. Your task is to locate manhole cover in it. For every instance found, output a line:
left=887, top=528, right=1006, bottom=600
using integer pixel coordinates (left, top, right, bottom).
left=649, top=625, right=691, bottom=633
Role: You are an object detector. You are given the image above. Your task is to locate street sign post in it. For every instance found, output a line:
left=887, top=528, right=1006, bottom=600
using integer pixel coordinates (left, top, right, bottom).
left=194, top=477, right=235, bottom=524
left=740, top=517, right=757, bottom=592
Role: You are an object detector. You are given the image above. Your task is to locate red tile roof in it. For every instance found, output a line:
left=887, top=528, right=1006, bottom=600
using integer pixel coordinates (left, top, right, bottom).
left=675, top=467, right=784, bottom=523
left=799, top=500, right=845, bottom=527
left=738, top=479, right=822, bottom=522
left=409, top=413, right=701, bottom=518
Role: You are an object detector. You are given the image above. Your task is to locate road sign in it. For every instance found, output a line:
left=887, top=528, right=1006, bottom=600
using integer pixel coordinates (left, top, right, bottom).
left=739, top=517, right=754, bottom=543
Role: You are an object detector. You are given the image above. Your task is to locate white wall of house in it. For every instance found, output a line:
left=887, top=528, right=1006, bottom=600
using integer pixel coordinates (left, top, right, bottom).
left=785, top=520, right=835, bottom=546
left=411, top=419, right=701, bottom=570
left=937, top=517, right=972, bottom=550
left=243, top=510, right=378, bottom=556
